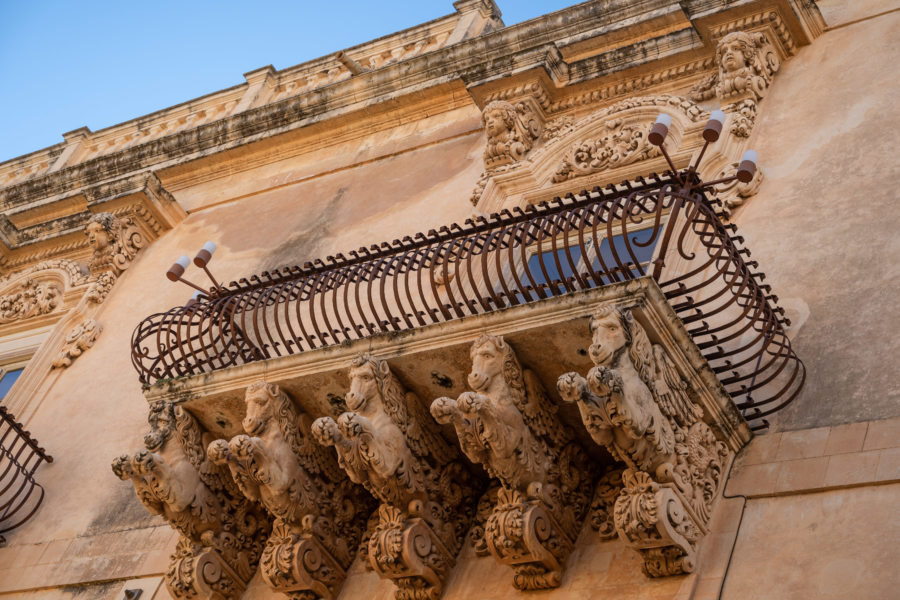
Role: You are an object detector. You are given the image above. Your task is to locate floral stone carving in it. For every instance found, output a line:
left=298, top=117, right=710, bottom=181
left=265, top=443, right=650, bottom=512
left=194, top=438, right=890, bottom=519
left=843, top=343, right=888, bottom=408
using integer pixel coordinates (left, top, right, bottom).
left=0, top=279, right=62, bottom=324
left=312, top=353, right=477, bottom=600
left=557, top=307, right=729, bottom=577
left=207, top=381, right=373, bottom=600
left=431, top=335, right=593, bottom=590
left=86, top=211, right=144, bottom=277
left=690, top=31, right=780, bottom=103
left=51, top=318, right=101, bottom=368
left=552, top=119, right=661, bottom=183
left=112, top=401, right=270, bottom=600
left=481, top=100, right=541, bottom=170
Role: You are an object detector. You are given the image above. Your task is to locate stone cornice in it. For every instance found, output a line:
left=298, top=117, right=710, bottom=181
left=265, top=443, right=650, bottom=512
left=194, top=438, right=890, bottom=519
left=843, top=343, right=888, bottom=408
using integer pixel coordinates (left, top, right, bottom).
left=0, top=1, right=822, bottom=218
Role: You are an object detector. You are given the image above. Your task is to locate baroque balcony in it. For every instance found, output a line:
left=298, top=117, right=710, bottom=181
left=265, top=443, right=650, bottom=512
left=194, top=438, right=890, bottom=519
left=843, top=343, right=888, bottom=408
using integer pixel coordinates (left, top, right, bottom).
left=122, top=161, right=805, bottom=599
left=132, top=170, right=803, bottom=431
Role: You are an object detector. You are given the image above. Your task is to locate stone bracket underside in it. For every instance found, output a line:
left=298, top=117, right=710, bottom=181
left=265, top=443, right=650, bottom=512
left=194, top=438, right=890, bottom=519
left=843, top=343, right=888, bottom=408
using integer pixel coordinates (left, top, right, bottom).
left=130, top=278, right=750, bottom=598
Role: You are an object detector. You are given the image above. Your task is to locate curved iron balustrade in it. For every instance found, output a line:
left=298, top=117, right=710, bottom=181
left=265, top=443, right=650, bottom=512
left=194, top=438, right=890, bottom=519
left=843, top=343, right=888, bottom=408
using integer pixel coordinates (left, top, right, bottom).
left=132, top=172, right=803, bottom=429
left=0, top=405, right=53, bottom=546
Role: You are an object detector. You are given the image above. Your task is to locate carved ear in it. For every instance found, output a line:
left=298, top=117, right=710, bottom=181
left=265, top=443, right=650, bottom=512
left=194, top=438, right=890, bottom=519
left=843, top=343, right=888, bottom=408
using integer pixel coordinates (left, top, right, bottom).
left=377, top=357, right=390, bottom=379
left=267, top=382, right=280, bottom=398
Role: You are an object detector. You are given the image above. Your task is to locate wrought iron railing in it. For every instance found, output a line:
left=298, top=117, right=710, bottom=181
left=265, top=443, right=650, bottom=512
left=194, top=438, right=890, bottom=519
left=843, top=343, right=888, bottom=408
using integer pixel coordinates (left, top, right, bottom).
left=131, top=172, right=803, bottom=429
left=0, top=405, right=52, bottom=546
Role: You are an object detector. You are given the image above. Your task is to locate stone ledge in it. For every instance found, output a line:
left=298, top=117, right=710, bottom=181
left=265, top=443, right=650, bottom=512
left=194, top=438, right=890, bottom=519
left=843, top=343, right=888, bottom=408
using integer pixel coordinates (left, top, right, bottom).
left=725, top=416, right=900, bottom=497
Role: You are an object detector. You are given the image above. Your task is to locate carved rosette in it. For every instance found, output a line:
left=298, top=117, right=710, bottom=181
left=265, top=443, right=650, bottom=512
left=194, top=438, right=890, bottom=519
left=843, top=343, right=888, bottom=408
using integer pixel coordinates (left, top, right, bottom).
left=112, top=402, right=270, bottom=600
left=209, top=381, right=373, bottom=600
left=558, top=306, right=731, bottom=578
left=312, top=354, right=477, bottom=600
left=552, top=119, right=661, bottom=183
left=431, top=334, right=593, bottom=590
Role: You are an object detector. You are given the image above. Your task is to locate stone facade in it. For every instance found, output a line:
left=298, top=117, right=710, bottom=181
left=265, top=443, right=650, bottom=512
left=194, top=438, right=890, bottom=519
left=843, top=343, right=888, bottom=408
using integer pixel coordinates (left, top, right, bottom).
left=1, top=1, right=899, bottom=600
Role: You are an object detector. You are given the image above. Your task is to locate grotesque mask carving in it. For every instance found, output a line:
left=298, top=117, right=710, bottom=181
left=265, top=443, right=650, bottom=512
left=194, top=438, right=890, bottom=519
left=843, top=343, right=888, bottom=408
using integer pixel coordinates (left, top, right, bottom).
left=85, top=212, right=144, bottom=277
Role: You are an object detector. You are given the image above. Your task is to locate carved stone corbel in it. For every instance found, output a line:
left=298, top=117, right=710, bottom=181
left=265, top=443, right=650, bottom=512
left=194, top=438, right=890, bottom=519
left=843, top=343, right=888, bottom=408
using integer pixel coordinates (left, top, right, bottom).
left=481, top=100, right=542, bottom=170
left=112, top=401, right=270, bottom=600
left=557, top=306, right=729, bottom=577
left=207, top=381, right=373, bottom=600
left=431, top=334, right=593, bottom=590
left=312, top=353, right=477, bottom=600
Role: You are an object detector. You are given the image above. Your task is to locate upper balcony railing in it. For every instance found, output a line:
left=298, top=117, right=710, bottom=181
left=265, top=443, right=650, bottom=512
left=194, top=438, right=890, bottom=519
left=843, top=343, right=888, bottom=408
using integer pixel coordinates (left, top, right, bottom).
left=131, top=169, right=804, bottom=430
left=0, top=405, right=53, bottom=546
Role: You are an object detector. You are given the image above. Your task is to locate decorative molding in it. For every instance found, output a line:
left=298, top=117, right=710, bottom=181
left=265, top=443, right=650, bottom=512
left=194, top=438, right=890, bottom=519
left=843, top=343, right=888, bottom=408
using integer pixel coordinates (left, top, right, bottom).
left=85, top=212, right=144, bottom=277
left=51, top=318, right=100, bottom=369
left=0, top=279, right=62, bottom=324
left=431, top=335, right=592, bottom=590
left=551, top=120, right=660, bottom=183
left=312, top=354, right=477, bottom=600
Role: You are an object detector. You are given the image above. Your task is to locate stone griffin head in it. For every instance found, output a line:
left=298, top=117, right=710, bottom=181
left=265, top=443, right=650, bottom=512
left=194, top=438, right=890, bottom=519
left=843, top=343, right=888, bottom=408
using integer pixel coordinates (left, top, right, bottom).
left=481, top=100, right=541, bottom=170
left=588, top=307, right=654, bottom=384
left=468, top=333, right=526, bottom=400
left=714, top=31, right=779, bottom=101
left=85, top=212, right=144, bottom=277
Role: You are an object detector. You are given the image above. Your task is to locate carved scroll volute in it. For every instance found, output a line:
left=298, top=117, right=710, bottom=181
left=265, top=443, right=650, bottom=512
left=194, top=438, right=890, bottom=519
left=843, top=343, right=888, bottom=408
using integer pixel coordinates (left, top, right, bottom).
left=112, top=401, right=270, bottom=600
left=85, top=212, right=144, bottom=278
left=431, top=334, right=593, bottom=590
left=206, top=381, right=372, bottom=600
left=311, top=353, right=477, bottom=600
left=557, top=306, right=730, bottom=577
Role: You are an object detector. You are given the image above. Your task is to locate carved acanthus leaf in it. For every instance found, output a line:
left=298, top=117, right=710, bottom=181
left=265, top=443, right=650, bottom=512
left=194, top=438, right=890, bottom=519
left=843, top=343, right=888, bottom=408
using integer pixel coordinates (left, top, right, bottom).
left=712, top=159, right=764, bottom=215
left=51, top=318, right=101, bottom=369
left=0, top=279, right=62, bottom=324
left=552, top=119, right=661, bottom=183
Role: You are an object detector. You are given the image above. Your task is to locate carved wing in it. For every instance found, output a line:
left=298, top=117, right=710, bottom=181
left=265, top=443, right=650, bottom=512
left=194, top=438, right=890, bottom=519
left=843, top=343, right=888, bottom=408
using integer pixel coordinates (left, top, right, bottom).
left=521, top=369, right=570, bottom=448
left=291, top=412, right=346, bottom=483
left=403, top=392, right=455, bottom=466
left=650, top=345, right=702, bottom=427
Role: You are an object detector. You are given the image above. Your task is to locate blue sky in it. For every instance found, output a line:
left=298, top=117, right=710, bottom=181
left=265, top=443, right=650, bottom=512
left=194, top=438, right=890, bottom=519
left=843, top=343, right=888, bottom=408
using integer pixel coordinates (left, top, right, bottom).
left=0, top=1, right=579, bottom=163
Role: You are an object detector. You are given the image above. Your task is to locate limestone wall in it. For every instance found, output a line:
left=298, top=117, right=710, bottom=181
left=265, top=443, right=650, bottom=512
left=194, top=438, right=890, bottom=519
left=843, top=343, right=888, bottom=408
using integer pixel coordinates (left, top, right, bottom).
left=0, top=1, right=898, bottom=599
